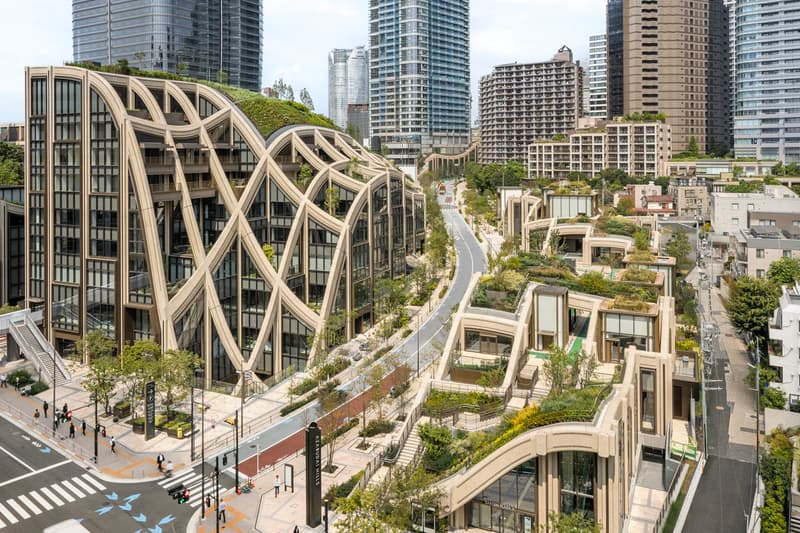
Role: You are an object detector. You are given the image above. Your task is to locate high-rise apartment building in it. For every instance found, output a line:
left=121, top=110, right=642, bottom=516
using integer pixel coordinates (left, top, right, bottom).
left=25, top=65, right=425, bottom=381
left=606, top=0, right=624, bottom=120
left=622, top=0, right=729, bottom=154
left=587, top=34, right=608, bottom=118
left=369, top=0, right=471, bottom=172
left=734, top=0, right=800, bottom=162
left=328, top=47, right=368, bottom=131
left=479, top=47, right=582, bottom=164
left=72, top=0, right=263, bottom=91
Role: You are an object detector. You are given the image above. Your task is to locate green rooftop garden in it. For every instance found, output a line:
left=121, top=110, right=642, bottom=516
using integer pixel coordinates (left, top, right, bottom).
left=611, top=295, right=652, bottom=312
left=594, top=216, right=641, bottom=237
left=618, top=111, right=666, bottom=123
left=471, top=271, right=527, bottom=312
left=621, top=268, right=658, bottom=284
left=68, top=61, right=337, bottom=138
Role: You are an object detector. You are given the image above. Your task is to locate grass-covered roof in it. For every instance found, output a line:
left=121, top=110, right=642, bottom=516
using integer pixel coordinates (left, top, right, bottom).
left=68, top=62, right=337, bottom=139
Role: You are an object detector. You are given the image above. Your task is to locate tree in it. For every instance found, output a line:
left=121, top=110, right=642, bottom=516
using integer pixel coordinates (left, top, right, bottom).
left=117, top=339, right=161, bottom=420
left=319, top=384, right=348, bottom=471
left=686, top=136, right=699, bottom=157
left=539, top=512, right=601, bottom=533
left=767, top=256, right=800, bottom=285
left=82, top=356, right=119, bottom=415
left=727, top=276, right=781, bottom=344
left=75, top=330, right=115, bottom=365
left=261, top=243, right=275, bottom=268
left=633, top=229, right=650, bottom=252
left=368, top=364, right=387, bottom=420
left=176, top=62, right=189, bottom=76
left=0, top=142, right=23, bottom=185
left=334, top=487, right=385, bottom=532
left=615, top=197, right=634, bottom=216
left=762, top=387, right=787, bottom=410
left=543, top=344, right=571, bottom=396
left=299, top=88, right=314, bottom=111
left=298, top=163, right=315, bottom=189
left=271, top=78, right=295, bottom=101
left=156, top=349, right=201, bottom=419
left=666, top=229, right=692, bottom=271
left=325, top=185, right=340, bottom=216
left=134, top=51, right=146, bottom=68
left=476, top=365, right=506, bottom=390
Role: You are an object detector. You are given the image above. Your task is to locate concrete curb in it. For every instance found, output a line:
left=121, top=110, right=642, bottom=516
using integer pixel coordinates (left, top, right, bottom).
left=673, top=454, right=706, bottom=533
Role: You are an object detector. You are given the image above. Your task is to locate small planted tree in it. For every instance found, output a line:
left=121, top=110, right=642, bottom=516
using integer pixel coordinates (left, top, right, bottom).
left=543, top=344, right=571, bottom=396
left=82, top=356, right=119, bottom=415
left=325, top=185, right=340, bottom=216
left=476, top=365, right=506, bottom=391
left=117, top=339, right=161, bottom=420
left=76, top=330, right=115, bottom=365
left=319, top=384, right=348, bottom=472
left=368, top=364, right=387, bottom=420
left=156, top=349, right=202, bottom=420
left=298, top=163, right=315, bottom=190
left=540, top=512, right=601, bottom=533
left=262, top=243, right=275, bottom=268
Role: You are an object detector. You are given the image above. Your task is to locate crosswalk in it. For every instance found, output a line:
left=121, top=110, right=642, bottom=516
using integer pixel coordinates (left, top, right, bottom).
left=0, top=473, right=106, bottom=528
left=155, top=469, right=222, bottom=508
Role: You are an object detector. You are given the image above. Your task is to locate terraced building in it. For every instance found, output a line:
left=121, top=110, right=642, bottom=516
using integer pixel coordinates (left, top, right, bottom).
left=24, top=66, right=425, bottom=385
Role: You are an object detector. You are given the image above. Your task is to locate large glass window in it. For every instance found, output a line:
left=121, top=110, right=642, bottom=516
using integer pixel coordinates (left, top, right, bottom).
left=465, top=329, right=513, bottom=356
left=559, top=451, right=596, bottom=520
left=468, top=459, right=537, bottom=532
left=281, top=310, right=312, bottom=371
left=641, top=369, right=656, bottom=433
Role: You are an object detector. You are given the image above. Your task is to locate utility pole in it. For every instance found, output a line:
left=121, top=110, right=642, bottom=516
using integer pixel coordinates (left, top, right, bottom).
left=234, top=409, right=240, bottom=490
left=197, top=368, right=205, bottom=520
left=190, top=371, right=195, bottom=461
left=215, top=456, right=220, bottom=533
left=756, top=337, right=760, bottom=475
left=52, top=346, right=56, bottom=437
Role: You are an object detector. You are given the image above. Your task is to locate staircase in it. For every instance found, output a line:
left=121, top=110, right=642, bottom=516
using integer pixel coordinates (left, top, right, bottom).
left=530, top=382, right=550, bottom=403
left=791, top=511, right=800, bottom=533
left=397, top=416, right=428, bottom=468
left=6, top=310, right=71, bottom=385
left=593, top=362, right=619, bottom=383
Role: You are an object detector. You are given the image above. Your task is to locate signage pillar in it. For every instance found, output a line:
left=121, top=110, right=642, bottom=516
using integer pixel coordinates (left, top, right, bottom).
left=145, top=381, right=156, bottom=440
left=305, top=422, right=322, bottom=527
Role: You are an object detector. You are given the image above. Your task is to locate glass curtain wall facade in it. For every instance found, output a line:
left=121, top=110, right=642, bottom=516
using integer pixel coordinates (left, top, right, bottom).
left=328, top=47, right=368, bottom=131
left=72, top=0, right=263, bottom=91
left=588, top=34, right=608, bottom=118
left=369, top=0, right=470, bottom=165
left=606, top=0, right=624, bottom=120
left=26, top=66, right=426, bottom=383
left=734, top=0, right=800, bottom=162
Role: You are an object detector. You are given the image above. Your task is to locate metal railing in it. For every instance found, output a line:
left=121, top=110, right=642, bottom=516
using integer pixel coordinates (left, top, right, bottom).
left=653, top=452, right=689, bottom=532
left=355, top=445, right=386, bottom=491
left=384, top=381, right=430, bottom=465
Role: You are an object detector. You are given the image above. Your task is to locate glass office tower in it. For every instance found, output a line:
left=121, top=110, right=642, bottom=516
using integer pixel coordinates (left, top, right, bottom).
left=369, top=0, right=471, bottom=171
left=72, top=0, right=262, bottom=91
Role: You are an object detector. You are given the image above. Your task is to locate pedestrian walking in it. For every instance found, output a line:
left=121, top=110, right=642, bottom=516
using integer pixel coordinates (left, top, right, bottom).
left=62, top=403, right=68, bottom=418
left=53, top=416, right=59, bottom=431
left=14, top=377, right=19, bottom=391
left=293, top=526, right=300, bottom=533
left=0, top=373, right=6, bottom=388
left=43, top=401, right=48, bottom=418
left=110, top=436, right=116, bottom=453
left=274, top=474, right=280, bottom=497
left=81, top=419, right=86, bottom=436
left=205, top=495, right=211, bottom=510
left=165, top=460, right=173, bottom=477
left=218, top=499, right=227, bottom=523
left=156, top=453, right=164, bottom=472
left=33, top=408, right=40, bottom=421
left=69, top=422, right=75, bottom=438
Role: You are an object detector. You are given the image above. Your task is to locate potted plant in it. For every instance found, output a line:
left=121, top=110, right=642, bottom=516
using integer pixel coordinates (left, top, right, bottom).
left=113, top=399, right=131, bottom=419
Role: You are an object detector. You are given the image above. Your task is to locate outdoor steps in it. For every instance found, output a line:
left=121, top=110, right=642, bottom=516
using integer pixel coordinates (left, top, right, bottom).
left=791, top=513, right=800, bottom=533
left=396, top=416, right=428, bottom=468
left=530, top=382, right=550, bottom=403
left=593, top=362, right=618, bottom=383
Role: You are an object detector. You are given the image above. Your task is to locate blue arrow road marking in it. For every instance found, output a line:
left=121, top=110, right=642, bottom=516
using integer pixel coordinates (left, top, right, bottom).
left=124, top=493, right=141, bottom=503
left=118, top=502, right=132, bottom=511
left=40, top=446, right=51, bottom=454
left=95, top=505, right=114, bottom=516
left=105, top=492, right=118, bottom=501
left=158, top=515, right=175, bottom=525
left=132, top=513, right=147, bottom=523
left=147, top=526, right=161, bottom=533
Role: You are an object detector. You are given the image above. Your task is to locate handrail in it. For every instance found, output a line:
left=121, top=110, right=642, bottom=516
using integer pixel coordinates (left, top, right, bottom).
left=384, top=380, right=430, bottom=464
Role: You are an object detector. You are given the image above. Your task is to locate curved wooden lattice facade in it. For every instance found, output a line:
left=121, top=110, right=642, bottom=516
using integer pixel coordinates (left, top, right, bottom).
left=25, top=66, right=425, bottom=384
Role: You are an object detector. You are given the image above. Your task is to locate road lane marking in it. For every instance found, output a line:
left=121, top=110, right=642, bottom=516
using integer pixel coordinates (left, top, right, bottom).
left=0, top=446, right=34, bottom=472
left=71, top=477, right=95, bottom=494
left=0, top=459, right=71, bottom=489
left=60, top=479, right=84, bottom=498
left=28, top=490, right=52, bottom=511
left=16, top=495, right=40, bottom=515
left=0, top=503, right=17, bottom=524
left=0, top=516, right=6, bottom=528
left=80, top=474, right=106, bottom=491
left=6, top=498, right=30, bottom=520
left=50, top=484, right=75, bottom=503
left=39, top=487, right=63, bottom=507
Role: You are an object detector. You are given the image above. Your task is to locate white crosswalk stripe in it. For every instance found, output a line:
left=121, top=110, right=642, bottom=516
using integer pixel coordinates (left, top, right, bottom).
left=16, top=495, right=40, bottom=515
left=158, top=471, right=196, bottom=489
left=80, top=473, right=106, bottom=491
left=5, top=499, right=29, bottom=520
left=187, top=480, right=217, bottom=507
left=28, top=490, right=52, bottom=511
left=71, top=477, right=95, bottom=495
left=39, top=487, right=63, bottom=507
left=60, top=480, right=84, bottom=499
left=0, top=503, right=17, bottom=524
left=50, top=483, right=75, bottom=503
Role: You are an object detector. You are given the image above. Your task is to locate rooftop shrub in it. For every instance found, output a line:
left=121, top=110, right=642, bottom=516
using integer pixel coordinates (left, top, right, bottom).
left=621, top=269, right=657, bottom=283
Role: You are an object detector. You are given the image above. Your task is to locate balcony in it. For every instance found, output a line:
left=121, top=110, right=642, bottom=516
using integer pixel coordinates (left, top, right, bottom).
left=674, top=350, right=699, bottom=382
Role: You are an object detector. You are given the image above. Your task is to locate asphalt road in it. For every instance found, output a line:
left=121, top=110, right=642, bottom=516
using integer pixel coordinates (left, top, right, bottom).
left=683, top=257, right=757, bottom=533
left=220, top=180, right=486, bottom=472
left=0, top=415, right=201, bottom=532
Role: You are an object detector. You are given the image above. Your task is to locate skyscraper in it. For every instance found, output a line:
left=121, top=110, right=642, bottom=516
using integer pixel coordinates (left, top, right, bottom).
left=72, top=0, right=263, bottom=91
left=369, top=0, right=471, bottom=172
left=479, top=47, right=582, bottom=164
left=606, top=0, right=624, bottom=120
left=587, top=34, right=608, bottom=118
left=327, top=46, right=368, bottom=131
left=622, top=0, right=729, bottom=153
left=734, top=0, right=800, bottom=162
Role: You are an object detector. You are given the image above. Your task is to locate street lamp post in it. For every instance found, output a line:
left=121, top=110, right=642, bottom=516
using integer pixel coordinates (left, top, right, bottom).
left=195, top=368, right=205, bottom=520
left=51, top=347, right=56, bottom=437
left=249, top=442, right=260, bottom=474
left=234, top=409, right=240, bottom=490
left=416, top=312, right=421, bottom=378
left=190, top=370, right=196, bottom=461
left=93, top=394, right=98, bottom=463
left=215, top=455, right=220, bottom=533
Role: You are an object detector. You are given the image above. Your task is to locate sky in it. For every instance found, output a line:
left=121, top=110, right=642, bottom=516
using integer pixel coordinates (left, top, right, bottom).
left=0, top=0, right=605, bottom=124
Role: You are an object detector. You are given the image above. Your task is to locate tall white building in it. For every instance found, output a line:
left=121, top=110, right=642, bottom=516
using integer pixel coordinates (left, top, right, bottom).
left=733, top=0, right=800, bottom=161
left=327, top=46, right=368, bottom=131
left=587, top=34, right=608, bottom=118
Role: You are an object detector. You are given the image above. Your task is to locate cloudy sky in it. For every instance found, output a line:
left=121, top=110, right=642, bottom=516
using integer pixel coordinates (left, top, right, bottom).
left=0, top=0, right=605, bottom=123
